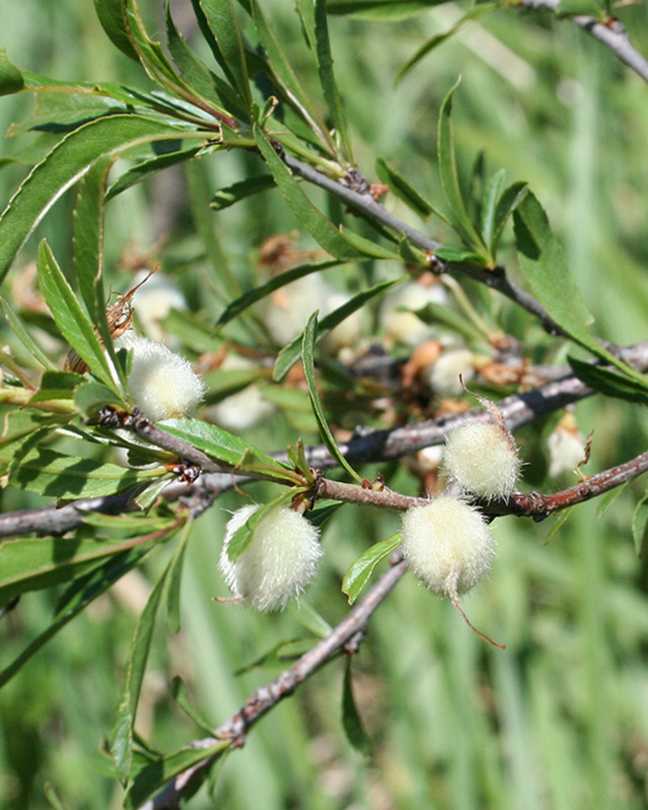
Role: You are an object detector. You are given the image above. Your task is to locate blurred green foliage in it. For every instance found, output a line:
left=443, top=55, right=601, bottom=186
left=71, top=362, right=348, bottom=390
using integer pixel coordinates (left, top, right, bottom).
left=2, top=0, right=648, bottom=808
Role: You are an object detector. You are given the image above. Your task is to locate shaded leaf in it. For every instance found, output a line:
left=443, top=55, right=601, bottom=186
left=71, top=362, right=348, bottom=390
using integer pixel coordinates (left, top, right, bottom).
left=9, top=445, right=163, bottom=500
left=488, top=180, right=528, bottom=258
left=302, top=313, right=363, bottom=483
left=0, top=297, right=57, bottom=370
left=397, top=4, right=499, bottom=82
left=0, top=529, right=164, bottom=605
left=327, top=0, right=448, bottom=18
left=30, top=371, right=85, bottom=403
left=339, top=227, right=401, bottom=259
left=513, top=192, right=645, bottom=383
left=375, top=157, right=450, bottom=223
left=107, top=145, right=204, bottom=200
left=633, top=491, right=648, bottom=557
left=233, top=638, right=314, bottom=675
left=287, top=597, right=333, bottom=637
left=0, top=48, right=25, bottom=96
left=0, top=544, right=155, bottom=688
left=314, top=0, right=353, bottom=160
left=74, top=381, right=126, bottom=417
left=94, top=0, right=140, bottom=62
left=210, top=174, right=276, bottom=210
left=216, top=258, right=339, bottom=329
left=253, top=125, right=361, bottom=261
left=190, top=0, right=252, bottom=112
left=0, top=113, right=187, bottom=285
left=123, top=741, right=228, bottom=810
left=112, top=558, right=175, bottom=781
left=342, top=657, right=373, bottom=755
left=166, top=520, right=192, bottom=633
left=569, top=357, right=648, bottom=405
left=273, top=276, right=402, bottom=381
left=342, top=533, right=401, bottom=604
left=170, top=676, right=216, bottom=734
left=555, top=0, right=605, bottom=18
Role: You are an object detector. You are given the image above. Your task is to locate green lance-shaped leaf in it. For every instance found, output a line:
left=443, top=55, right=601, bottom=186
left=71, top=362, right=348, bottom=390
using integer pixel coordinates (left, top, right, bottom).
left=9, top=445, right=164, bottom=501
left=273, top=276, right=403, bottom=381
left=123, top=741, right=229, bottom=810
left=342, top=657, right=373, bottom=755
left=250, top=0, right=331, bottom=149
left=302, top=312, right=363, bottom=483
left=396, top=5, right=499, bottom=83
left=0, top=297, right=57, bottom=370
left=94, top=0, right=140, bottom=62
left=253, top=125, right=362, bottom=262
left=480, top=168, right=506, bottom=250
left=190, top=0, right=252, bottom=113
left=313, top=0, right=353, bottom=162
left=0, top=543, right=156, bottom=689
left=555, top=0, right=606, bottom=18
left=106, top=145, right=204, bottom=201
left=0, top=48, right=24, bottom=96
left=216, top=258, right=340, bottom=329
left=166, top=520, right=192, bottom=634
left=375, top=157, right=451, bottom=224
left=210, top=174, right=276, bottom=210
left=37, top=241, right=122, bottom=394
left=30, top=371, right=85, bottom=403
left=438, top=79, right=487, bottom=256
left=73, top=155, right=112, bottom=323
left=568, top=357, right=648, bottom=405
left=170, top=676, right=215, bottom=735
left=327, top=0, right=449, bottom=19
left=633, top=489, right=648, bottom=558
left=158, top=417, right=301, bottom=483
left=165, top=2, right=246, bottom=120
left=513, top=191, right=648, bottom=384
left=342, top=533, right=401, bottom=604
left=112, top=553, right=178, bottom=782
left=0, top=113, right=189, bottom=285
left=487, top=180, right=529, bottom=259
left=0, top=528, right=166, bottom=605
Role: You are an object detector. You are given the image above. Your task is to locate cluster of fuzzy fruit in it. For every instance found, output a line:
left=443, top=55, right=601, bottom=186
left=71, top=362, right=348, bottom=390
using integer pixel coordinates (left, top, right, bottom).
left=219, top=412, right=521, bottom=628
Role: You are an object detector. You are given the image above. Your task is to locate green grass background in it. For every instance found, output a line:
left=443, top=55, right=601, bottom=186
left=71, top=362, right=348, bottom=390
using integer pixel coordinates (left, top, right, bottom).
left=2, top=0, right=648, bottom=808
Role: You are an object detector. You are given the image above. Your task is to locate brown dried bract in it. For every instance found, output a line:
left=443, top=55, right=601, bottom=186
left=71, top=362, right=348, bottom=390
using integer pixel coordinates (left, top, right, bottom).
left=64, top=268, right=157, bottom=374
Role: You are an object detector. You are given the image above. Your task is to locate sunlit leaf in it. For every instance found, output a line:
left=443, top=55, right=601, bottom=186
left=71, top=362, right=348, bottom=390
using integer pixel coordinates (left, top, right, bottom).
left=342, top=533, right=401, bottom=604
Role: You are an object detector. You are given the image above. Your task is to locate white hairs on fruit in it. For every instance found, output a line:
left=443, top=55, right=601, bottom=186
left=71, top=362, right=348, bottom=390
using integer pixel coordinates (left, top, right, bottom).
left=443, top=421, right=520, bottom=499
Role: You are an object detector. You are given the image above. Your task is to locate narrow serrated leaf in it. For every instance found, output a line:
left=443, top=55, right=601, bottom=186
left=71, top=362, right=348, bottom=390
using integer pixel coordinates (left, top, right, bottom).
left=216, top=259, right=340, bottom=328
left=438, top=79, right=486, bottom=255
left=123, top=742, right=228, bottom=810
left=37, top=240, right=119, bottom=393
left=569, top=357, right=648, bottom=405
left=488, top=180, right=528, bottom=258
left=397, top=5, right=498, bottom=83
left=192, top=0, right=252, bottom=111
left=254, top=125, right=361, bottom=261
left=210, top=174, right=276, bottom=210
left=0, top=297, right=57, bottom=370
left=94, top=0, right=140, bottom=62
left=633, top=492, right=648, bottom=557
left=273, top=276, right=402, bottom=381
left=314, top=0, right=353, bottom=160
left=302, top=313, right=363, bottom=483
left=0, top=113, right=187, bottom=285
left=375, top=157, right=450, bottom=223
